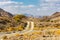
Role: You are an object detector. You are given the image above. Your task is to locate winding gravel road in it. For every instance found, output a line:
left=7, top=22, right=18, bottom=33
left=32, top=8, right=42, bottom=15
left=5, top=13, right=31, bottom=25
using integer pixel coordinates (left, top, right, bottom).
left=0, top=21, right=34, bottom=39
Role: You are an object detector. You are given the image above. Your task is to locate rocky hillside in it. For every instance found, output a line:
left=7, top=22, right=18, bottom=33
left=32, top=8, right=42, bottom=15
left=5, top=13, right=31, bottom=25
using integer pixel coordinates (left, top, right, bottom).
left=39, top=12, right=60, bottom=22
left=0, top=8, right=13, bottom=18
left=51, top=12, right=60, bottom=18
left=0, top=8, right=28, bottom=31
left=0, top=8, right=60, bottom=32
left=0, top=8, right=14, bottom=30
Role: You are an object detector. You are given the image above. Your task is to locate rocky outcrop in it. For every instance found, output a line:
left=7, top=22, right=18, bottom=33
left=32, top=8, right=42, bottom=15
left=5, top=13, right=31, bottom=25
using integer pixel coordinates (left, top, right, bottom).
left=0, top=8, right=13, bottom=18
left=50, top=12, right=60, bottom=19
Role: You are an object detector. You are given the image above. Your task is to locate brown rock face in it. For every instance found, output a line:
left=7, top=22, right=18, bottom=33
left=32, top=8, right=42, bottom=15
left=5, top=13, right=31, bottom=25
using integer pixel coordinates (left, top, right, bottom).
left=0, top=8, right=15, bottom=28
left=51, top=12, right=60, bottom=18
left=0, top=8, right=13, bottom=18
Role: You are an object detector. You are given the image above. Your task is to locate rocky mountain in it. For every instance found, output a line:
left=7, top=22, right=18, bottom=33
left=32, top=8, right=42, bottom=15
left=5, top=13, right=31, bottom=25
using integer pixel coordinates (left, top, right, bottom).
left=0, top=8, right=60, bottom=31
left=0, top=8, right=15, bottom=30
left=39, top=12, right=60, bottom=22
left=0, top=8, right=13, bottom=18
left=50, top=12, right=60, bottom=19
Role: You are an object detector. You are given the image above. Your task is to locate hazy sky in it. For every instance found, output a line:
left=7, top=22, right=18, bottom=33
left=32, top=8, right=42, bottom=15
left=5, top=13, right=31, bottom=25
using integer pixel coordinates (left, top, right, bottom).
left=0, top=0, right=60, bottom=16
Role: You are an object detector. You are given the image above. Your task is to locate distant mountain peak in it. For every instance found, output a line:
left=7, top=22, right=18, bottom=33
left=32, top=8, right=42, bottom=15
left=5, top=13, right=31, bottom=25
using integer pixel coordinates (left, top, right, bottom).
left=0, top=8, right=13, bottom=18
left=0, top=8, right=3, bottom=10
left=0, top=8, right=4, bottom=12
left=50, top=12, right=60, bottom=18
left=52, top=12, right=60, bottom=15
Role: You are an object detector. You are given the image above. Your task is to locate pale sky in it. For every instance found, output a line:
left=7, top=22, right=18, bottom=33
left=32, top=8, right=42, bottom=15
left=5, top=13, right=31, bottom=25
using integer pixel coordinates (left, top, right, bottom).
left=0, top=0, right=60, bottom=16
